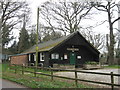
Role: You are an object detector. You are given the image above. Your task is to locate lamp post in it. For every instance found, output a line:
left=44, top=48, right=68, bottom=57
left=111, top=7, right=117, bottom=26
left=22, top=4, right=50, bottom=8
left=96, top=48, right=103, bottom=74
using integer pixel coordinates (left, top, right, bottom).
left=35, top=7, right=39, bottom=67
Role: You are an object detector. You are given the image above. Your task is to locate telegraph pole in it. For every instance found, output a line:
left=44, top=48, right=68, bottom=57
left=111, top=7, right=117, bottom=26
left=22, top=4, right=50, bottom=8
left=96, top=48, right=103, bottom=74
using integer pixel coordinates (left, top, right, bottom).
left=118, top=1, right=120, bottom=31
left=35, top=7, right=39, bottom=67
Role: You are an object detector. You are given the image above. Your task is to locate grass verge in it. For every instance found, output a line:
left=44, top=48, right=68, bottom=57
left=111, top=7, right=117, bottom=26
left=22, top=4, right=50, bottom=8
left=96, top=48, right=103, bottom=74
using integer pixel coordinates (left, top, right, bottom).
left=103, top=65, right=120, bottom=69
left=2, top=63, right=94, bottom=88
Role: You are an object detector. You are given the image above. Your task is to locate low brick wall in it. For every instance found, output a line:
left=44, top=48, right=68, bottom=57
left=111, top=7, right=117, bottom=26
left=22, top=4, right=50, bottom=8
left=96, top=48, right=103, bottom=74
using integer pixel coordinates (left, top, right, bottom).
left=83, top=64, right=101, bottom=70
left=53, top=64, right=75, bottom=69
left=10, top=55, right=28, bottom=65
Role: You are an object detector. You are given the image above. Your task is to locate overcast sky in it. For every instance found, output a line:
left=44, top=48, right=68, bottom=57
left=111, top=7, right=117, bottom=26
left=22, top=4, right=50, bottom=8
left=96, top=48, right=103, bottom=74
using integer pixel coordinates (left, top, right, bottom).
left=25, top=0, right=119, bottom=34
left=11, top=0, right=119, bottom=41
left=8, top=0, right=119, bottom=51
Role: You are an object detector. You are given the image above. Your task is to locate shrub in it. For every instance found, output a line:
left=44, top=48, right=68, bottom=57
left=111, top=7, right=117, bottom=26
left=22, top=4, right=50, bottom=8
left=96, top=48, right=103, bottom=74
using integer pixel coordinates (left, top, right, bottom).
left=85, top=61, right=98, bottom=65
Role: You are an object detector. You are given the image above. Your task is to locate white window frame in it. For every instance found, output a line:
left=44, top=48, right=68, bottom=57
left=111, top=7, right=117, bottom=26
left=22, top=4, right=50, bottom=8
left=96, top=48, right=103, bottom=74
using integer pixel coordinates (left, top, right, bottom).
left=28, top=54, right=31, bottom=61
left=40, top=53, right=44, bottom=61
left=34, top=54, right=36, bottom=61
left=51, top=53, right=59, bottom=59
left=64, top=54, right=68, bottom=59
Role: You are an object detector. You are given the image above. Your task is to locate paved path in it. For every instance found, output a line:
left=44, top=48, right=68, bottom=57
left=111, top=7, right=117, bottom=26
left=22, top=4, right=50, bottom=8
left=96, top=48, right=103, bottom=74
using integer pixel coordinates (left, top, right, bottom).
left=1, top=79, right=28, bottom=88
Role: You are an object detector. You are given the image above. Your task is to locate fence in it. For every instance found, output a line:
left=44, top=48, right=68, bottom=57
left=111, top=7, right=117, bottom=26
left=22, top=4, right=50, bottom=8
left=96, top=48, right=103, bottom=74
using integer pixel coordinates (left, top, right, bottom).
left=9, top=64, right=120, bottom=89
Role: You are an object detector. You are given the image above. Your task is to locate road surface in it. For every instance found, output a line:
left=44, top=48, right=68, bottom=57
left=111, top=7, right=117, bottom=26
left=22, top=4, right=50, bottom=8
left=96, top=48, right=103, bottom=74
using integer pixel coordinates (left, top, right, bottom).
left=1, top=79, right=28, bottom=88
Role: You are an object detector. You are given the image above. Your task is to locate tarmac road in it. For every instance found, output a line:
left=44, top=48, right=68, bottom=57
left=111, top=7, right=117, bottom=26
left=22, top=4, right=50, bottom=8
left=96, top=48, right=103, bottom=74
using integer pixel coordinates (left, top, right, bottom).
left=1, top=79, right=28, bottom=88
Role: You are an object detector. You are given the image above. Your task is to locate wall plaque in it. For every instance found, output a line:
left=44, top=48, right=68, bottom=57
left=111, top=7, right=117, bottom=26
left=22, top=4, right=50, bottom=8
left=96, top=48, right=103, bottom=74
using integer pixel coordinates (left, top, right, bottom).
left=67, top=48, right=79, bottom=51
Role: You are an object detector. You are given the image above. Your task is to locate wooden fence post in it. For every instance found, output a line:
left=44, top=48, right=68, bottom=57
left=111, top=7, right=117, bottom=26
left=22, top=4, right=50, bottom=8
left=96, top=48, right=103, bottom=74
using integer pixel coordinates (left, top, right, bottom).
left=9, top=64, right=11, bottom=70
left=111, top=72, right=114, bottom=90
left=75, top=70, right=78, bottom=87
left=15, top=64, right=17, bottom=74
left=34, top=67, right=37, bottom=77
left=51, top=68, right=53, bottom=81
left=22, top=65, right=24, bottom=75
left=8, top=63, right=11, bottom=70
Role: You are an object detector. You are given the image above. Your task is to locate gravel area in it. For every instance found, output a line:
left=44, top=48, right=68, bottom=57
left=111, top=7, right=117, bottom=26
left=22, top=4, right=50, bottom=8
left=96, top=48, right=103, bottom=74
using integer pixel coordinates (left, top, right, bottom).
left=54, top=69, right=120, bottom=87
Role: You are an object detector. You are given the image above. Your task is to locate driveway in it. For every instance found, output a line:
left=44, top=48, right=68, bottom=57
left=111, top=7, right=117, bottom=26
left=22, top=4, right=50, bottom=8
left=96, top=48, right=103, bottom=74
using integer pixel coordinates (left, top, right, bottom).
left=54, top=68, right=120, bottom=87
left=1, top=79, right=28, bottom=88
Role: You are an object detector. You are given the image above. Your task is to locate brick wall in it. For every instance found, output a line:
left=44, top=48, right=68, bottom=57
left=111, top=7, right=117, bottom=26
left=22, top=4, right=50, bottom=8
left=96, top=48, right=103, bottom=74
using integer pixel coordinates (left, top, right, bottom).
left=10, top=55, right=28, bottom=65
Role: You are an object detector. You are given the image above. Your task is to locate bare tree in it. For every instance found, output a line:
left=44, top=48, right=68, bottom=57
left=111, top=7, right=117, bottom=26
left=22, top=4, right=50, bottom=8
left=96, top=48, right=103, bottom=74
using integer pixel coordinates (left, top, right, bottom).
left=92, top=0, right=120, bottom=65
left=40, top=1, right=94, bottom=35
left=42, top=31, right=63, bottom=42
left=28, top=24, right=55, bottom=43
left=0, top=0, right=30, bottom=47
left=81, top=30, right=105, bottom=50
left=115, top=31, right=120, bottom=58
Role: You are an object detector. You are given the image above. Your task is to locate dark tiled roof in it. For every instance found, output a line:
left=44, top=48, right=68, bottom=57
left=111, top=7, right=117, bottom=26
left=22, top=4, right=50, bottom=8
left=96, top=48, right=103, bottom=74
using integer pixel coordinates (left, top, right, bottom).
left=22, top=31, right=74, bottom=54
left=22, top=31, right=100, bottom=54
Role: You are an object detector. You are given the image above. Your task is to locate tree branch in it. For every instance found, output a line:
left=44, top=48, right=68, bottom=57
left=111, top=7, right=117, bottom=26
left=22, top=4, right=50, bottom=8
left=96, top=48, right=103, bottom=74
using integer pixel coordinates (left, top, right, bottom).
left=112, top=17, right=120, bottom=25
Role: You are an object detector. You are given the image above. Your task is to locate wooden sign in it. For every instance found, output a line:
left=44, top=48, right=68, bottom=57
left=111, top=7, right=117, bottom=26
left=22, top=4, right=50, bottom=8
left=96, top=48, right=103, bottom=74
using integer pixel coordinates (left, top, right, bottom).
left=67, top=48, right=79, bottom=51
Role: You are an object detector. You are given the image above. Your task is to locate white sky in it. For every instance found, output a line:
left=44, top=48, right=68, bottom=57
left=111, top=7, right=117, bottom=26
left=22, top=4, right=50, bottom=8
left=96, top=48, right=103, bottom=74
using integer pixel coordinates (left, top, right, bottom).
left=25, top=0, right=118, bottom=34
left=12, top=0, right=119, bottom=43
left=8, top=0, right=119, bottom=53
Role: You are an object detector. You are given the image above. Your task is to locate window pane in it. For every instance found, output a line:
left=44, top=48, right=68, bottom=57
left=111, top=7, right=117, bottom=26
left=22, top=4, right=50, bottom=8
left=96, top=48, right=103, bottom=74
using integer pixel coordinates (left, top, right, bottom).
left=51, top=54, right=55, bottom=59
left=42, top=57, right=44, bottom=60
left=40, top=53, right=44, bottom=61
left=64, top=54, right=67, bottom=59
left=56, top=54, right=59, bottom=59
left=77, top=56, right=81, bottom=59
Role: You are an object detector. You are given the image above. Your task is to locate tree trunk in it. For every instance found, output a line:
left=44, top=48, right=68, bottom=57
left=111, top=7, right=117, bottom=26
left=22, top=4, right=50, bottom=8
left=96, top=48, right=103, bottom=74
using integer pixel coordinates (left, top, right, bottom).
left=107, top=2, right=114, bottom=65
left=109, top=24, right=114, bottom=65
left=106, top=34, right=109, bottom=63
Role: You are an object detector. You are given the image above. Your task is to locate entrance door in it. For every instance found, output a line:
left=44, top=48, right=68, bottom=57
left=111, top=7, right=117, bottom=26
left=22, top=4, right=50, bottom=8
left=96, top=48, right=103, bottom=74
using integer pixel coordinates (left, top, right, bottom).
left=70, top=53, right=76, bottom=64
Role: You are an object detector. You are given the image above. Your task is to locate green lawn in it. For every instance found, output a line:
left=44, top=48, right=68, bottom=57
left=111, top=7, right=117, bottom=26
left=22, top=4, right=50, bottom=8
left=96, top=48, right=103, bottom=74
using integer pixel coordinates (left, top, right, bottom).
left=2, top=63, right=120, bottom=88
left=3, top=72, right=93, bottom=88
left=2, top=63, right=95, bottom=88
left=103, top=65, right=120, bottom=69
left=0, top=63, right=2, bottom=78
left=0, top=63, right=2, bottom=72
left=2, top=63, right=9, bottom=71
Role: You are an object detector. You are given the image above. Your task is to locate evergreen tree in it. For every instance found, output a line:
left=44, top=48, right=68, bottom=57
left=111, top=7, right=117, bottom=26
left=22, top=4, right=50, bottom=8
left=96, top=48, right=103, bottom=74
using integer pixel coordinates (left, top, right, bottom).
left=8, top=41, right=18, bottom=54
left=18, top=19, right=30, bottom=53
left=1, top=0, right=30, bottom=48
left=29, top=32, right=36, bottom=47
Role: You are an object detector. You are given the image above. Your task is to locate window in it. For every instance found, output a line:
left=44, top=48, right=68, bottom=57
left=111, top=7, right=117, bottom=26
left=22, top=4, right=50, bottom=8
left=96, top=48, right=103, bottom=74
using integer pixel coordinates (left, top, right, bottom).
left=51, top=53, right=59, bottom=59
left=61, top=57, right=63, bottom=60
left=40, top=53, right=44, bottom=61
left=28, top=54, right=31, bottom=61
left=64, top=54, right=67, bottom=59
left=77, top=56, right=81, bottom=59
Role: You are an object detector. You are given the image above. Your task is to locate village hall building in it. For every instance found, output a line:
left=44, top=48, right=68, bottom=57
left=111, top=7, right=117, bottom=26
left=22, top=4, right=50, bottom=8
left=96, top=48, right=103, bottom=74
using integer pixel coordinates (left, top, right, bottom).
left=10, top=31, right=100, bottom=68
